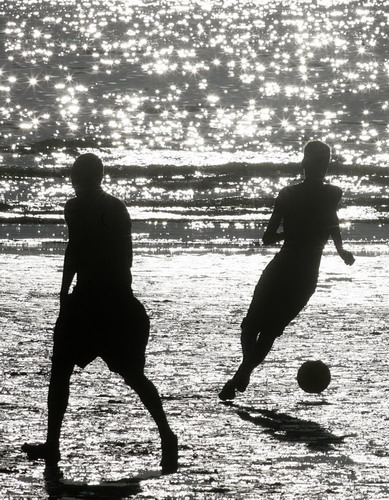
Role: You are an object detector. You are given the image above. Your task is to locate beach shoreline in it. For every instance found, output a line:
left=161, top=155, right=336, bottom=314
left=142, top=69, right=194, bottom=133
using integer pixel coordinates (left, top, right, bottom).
left=1, top=218, right=389, bottom=256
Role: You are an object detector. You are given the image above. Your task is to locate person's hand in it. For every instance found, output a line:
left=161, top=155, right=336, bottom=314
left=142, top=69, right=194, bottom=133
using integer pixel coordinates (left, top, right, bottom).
left=339, top=249, right=355, bottom=266
left=262, top=231, right=284, bottom=246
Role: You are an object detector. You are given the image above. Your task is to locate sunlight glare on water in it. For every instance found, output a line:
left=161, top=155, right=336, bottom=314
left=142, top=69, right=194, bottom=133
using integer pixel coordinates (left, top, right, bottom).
left=1, top=0, right=389, bottom=250
left=0, top=0, right=388, bottom=166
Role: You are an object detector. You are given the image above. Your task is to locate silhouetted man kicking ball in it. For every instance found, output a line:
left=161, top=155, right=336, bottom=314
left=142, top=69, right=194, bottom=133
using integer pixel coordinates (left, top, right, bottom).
left=22, top=153, right=178, bottom=473
left=219, top=140, right=355, bottom=401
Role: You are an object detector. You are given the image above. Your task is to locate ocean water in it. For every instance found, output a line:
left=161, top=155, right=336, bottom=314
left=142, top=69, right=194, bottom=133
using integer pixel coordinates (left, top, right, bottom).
left=0, top=0, right=389, bottom=250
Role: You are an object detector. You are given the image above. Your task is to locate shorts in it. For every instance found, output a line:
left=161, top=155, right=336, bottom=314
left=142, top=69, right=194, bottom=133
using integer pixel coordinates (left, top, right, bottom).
left=241, top=250, right=319, bottom=339
left=52, top=287, right=150, bottom=375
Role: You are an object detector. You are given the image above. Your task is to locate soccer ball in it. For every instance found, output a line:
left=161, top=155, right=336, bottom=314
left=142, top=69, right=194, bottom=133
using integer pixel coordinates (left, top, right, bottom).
left=297, top=360, right=331, bottom=394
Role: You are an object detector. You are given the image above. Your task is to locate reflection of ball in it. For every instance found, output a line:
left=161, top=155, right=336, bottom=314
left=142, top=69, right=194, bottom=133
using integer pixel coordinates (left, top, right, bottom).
left=297, top=360, right=331, bottom=394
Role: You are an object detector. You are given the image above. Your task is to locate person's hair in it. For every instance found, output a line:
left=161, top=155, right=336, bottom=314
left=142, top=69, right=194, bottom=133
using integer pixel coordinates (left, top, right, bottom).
left=302, top=140, right=331, bottom=180
left=71, top=153, right=104, bottom=187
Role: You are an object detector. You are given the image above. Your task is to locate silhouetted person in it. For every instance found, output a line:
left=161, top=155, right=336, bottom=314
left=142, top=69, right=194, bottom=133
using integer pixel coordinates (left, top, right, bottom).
left=22, top=153, right=178, bottom=473
left=219, top=140, right=355, bottom=400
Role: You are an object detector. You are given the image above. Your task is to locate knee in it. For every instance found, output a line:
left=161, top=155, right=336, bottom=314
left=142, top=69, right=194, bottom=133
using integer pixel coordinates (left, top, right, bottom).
left=241, top=324, right=259, bottom=340
left=50, top=358, right=74, bottom=382
left=123, top=371, right=146, bottom=389
left=259, top=329, right=281, bottom=343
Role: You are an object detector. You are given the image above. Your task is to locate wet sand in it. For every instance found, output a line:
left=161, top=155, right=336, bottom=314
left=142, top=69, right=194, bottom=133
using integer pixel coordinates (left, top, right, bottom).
left=0, top=248, right=388, bottom=499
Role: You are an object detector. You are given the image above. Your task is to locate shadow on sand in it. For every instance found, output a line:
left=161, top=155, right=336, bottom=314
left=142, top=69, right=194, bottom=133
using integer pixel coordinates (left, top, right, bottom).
left=225, top=403, right=349, bottom=451
left=44, top=464, right=161, bottom=499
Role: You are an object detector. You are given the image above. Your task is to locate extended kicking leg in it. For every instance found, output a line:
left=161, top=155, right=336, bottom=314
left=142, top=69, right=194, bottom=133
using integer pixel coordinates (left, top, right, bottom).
left=22, top=359, right=74, bottom=463
left=234, top=331, right=276, bottom=389
left=219, top=327, right=257, bottom=401
left=124, top=372, right=178, bottom=474
left=219, top=330, right=277, bottom=400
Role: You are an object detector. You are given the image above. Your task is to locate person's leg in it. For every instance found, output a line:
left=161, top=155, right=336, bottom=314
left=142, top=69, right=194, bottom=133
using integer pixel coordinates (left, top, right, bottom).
left=225, top=290, right=316, bottom=399
left=218, top=324, right=257, bottom=401
left=123, top=371, right=178, bottom=473
left=219, top=329, right=277, bottom=400
left=219, top=276, right=267, bottom=398
left=233, top=329, right=277, bottom=389
left=240, top=324, right=258, bottom=360
left=111, top=295, right=177, bottom=471
left=22, top=358, right=74, bottom=463
left=46, top=358, right=74, bottom=448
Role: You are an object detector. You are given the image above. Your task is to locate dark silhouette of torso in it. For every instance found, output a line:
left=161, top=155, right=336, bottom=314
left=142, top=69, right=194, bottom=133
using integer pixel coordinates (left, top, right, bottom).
left=276, top=181, right=341, bottom=252
left=65, top=188, right=133, bottom=292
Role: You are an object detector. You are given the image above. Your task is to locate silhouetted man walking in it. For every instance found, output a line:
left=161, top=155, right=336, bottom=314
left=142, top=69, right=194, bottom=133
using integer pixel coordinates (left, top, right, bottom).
left=23, top=153, right=178, bottom=473
left=219, top=140, right=355, bottom=400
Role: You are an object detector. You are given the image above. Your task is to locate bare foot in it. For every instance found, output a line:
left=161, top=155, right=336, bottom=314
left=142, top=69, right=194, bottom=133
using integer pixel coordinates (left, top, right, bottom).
left=233, top=371, right=251, bottom=393
left=22, top=442, right=61, bottom=464
left=218, top=379, right=236, bottom=400
left=160, top=433, right=178, bottom=474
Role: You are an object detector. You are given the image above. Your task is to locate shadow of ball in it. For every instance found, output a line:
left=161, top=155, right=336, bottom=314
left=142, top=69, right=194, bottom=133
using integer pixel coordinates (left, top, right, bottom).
left=297, top=360, right=331, bottom=393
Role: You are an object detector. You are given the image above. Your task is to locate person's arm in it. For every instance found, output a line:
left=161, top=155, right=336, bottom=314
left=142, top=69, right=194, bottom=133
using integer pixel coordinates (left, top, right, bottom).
left=331, top=224, right=355, bottom=265
left=262, top=193, right=284, bottom=246
left=329, top=189, right=355, bottom=266
left=127, top=225, right=133, bottom=268
left=262, top=212, right=284, bottom=245
left=110, top=200, right=133, bottom=267
left=60, top=202, right=77, bottom=309
left=60, top=242, right=77, bottom=304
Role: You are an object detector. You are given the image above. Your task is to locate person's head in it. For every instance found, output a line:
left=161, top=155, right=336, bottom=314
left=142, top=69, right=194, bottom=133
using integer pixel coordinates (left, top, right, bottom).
left=302, top=140, right=331, bottom=181
left=71, top=153, right=104, bottom=193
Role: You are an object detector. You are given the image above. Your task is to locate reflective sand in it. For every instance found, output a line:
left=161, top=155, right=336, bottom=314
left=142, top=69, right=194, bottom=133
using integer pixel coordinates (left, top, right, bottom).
left=1, top=248, right=388, bottom=498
